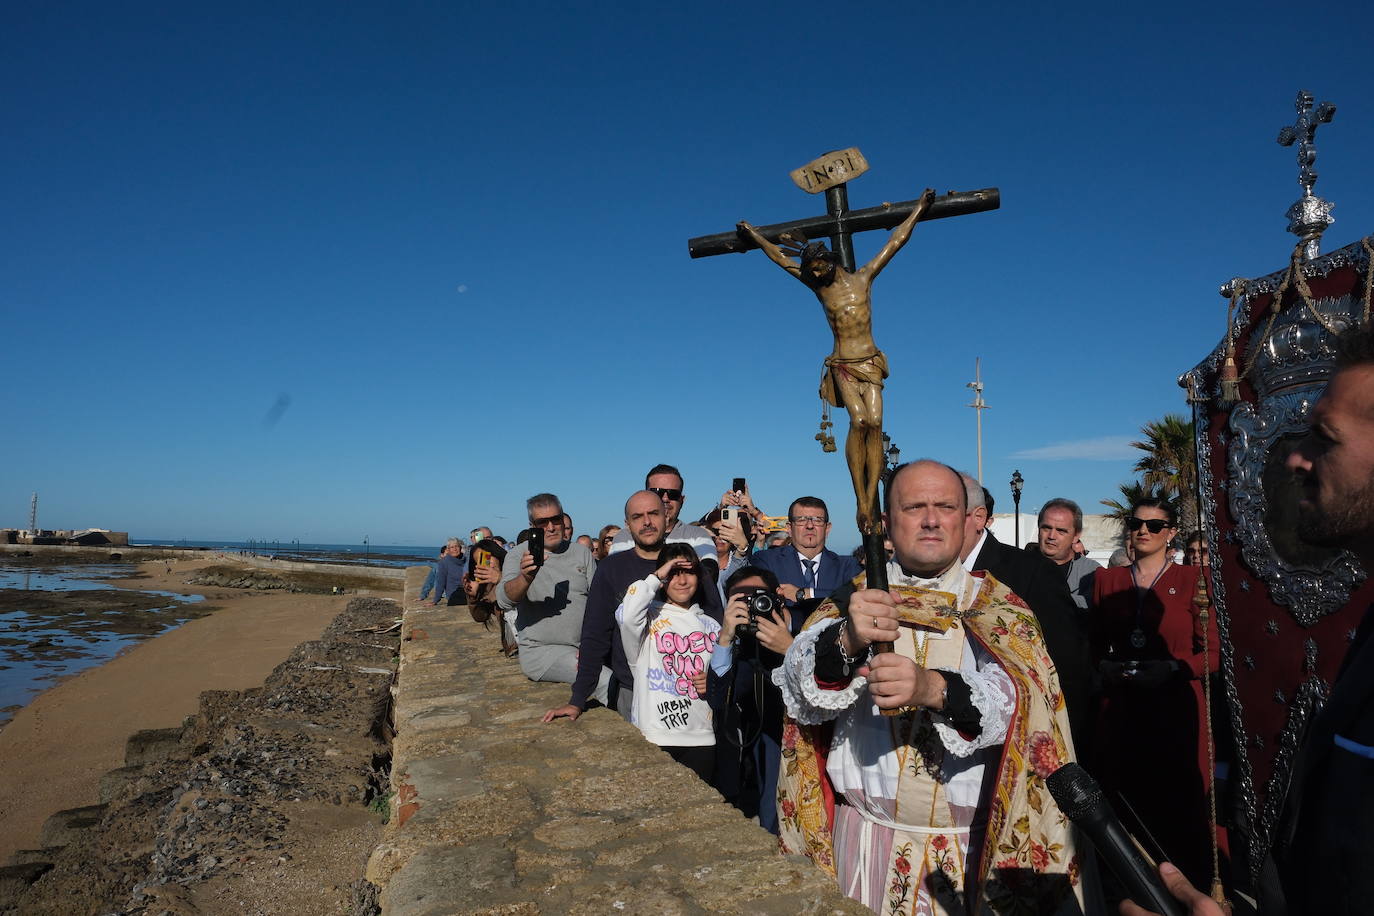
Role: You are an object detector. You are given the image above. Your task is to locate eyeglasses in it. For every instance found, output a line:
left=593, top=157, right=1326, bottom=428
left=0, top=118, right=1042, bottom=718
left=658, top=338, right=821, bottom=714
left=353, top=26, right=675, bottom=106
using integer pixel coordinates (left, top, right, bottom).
left=531, top=514, right=564, bottom=529
left=789, top=515, right=827, bottom=526
left=1125, top=516, right=1171, bottom=534
left=648, top=487, right=683, bottom=502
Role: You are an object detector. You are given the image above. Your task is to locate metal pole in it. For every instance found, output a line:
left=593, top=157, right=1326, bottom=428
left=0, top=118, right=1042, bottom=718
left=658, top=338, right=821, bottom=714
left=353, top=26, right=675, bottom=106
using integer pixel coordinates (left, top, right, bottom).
left=967, top=359, right=987, bottom=484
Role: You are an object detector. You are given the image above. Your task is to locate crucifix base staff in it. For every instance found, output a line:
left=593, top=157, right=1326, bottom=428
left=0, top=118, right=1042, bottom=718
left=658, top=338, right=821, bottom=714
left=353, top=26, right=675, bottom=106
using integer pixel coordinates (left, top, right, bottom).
left=689, top=150, right=999, bottom=596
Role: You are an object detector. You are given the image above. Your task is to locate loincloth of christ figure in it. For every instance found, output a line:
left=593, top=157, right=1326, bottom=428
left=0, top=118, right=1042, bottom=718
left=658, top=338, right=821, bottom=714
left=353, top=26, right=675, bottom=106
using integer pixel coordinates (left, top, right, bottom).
left=738, top=188, right=934, bottom=534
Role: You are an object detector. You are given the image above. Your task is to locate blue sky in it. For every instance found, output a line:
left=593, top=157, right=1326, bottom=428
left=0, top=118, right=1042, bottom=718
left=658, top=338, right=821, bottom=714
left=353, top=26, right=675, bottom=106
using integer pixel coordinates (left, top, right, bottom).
left=5, top=1, right=1373, bottom=551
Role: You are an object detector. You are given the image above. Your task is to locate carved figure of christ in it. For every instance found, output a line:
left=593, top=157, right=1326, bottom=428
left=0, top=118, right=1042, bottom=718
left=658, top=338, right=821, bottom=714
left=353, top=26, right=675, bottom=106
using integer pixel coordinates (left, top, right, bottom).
left=736, top=187, right=934, bottom=534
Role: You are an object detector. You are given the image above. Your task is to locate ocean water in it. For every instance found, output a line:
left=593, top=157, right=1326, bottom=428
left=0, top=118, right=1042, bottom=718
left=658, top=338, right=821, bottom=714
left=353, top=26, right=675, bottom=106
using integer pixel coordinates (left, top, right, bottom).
left=0, top=563, right=207, bottom=726
left=133, top=539, right=435, bottom=569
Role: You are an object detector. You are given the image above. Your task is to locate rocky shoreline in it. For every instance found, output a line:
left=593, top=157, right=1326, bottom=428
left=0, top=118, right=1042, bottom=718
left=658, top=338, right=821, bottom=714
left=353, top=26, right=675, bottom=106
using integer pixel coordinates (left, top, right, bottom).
left=0, top=596, right=401, bottom=915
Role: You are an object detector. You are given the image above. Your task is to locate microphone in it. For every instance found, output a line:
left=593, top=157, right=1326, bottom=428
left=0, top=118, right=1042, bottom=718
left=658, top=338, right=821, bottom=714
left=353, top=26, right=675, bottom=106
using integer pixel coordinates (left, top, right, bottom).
left=1045, top=763, right=1186, bottom=916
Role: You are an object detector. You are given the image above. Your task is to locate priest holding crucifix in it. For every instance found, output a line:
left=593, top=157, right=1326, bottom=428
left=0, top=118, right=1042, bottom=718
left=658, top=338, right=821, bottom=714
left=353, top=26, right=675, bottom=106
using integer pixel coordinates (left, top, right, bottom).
left=736, top=187, right=934, bottom=535
left=772, top=460, right=1084, bottom=915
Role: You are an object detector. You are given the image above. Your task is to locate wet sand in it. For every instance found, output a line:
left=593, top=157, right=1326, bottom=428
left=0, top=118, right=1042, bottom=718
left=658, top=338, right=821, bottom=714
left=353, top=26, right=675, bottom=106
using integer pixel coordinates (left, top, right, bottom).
left=0, top=556, right=396, bottom=862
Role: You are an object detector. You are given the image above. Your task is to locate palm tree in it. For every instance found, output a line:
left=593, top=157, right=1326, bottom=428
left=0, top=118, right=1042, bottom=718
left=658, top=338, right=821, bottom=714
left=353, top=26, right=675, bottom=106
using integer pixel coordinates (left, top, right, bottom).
left=1131, top=414, right=1198, bottom=532
left=1100, top=480, right=1153, bottom=522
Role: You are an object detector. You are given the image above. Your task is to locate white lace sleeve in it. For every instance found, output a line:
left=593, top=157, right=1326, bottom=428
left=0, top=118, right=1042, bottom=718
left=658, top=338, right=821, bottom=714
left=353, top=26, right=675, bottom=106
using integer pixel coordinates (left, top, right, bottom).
left=772, top=619, right=867, bottom=726
left=931, top=642, right=1016, bottom=757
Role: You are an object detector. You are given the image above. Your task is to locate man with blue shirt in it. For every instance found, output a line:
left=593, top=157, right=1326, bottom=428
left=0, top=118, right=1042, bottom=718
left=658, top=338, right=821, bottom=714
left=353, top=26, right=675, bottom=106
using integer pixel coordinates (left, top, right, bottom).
left=429, top=537, right=467, bottom=606
left=749, top=497, right=861, bottom=606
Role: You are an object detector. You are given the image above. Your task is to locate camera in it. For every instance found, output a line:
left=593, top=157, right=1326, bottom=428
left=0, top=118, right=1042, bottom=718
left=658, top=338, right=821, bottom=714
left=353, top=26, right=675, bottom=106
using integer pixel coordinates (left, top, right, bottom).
left=736, top=587, right=777, bottom=637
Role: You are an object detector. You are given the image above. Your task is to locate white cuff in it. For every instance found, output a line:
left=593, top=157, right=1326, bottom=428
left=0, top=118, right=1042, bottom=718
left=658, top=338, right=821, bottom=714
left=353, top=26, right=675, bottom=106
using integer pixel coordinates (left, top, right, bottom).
left=773, top=619, right=867, bottom=726
left=932, top=666, right=1015, bottom=757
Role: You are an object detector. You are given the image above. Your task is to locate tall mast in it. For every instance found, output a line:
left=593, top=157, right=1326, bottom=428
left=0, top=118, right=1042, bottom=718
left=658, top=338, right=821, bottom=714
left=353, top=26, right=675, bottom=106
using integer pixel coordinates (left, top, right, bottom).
left=966, top=359, right=988, bottom=483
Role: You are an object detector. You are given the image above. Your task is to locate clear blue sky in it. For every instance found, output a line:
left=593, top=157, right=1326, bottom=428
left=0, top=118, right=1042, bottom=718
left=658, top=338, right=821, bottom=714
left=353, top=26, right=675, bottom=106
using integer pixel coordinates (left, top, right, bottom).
left=5, top=1, right=1372, bottom=551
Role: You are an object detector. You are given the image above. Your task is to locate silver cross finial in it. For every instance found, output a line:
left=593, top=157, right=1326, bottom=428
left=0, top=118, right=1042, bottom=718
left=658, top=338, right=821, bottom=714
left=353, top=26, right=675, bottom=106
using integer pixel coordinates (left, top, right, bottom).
left=1276, top=90, right=1337, bottom=260
left=1277, top=90, right=1336, bottom=197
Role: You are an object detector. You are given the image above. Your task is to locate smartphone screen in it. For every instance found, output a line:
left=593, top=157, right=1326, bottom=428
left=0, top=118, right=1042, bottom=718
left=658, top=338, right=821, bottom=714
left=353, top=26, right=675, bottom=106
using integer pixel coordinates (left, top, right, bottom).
left=732, top=477, right=746, bottom=494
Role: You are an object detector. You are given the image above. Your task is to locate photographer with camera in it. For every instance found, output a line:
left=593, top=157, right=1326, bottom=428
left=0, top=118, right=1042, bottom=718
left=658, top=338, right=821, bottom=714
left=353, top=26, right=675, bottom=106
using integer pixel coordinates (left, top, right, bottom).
left=707, top=564, right=798, bottom=833
left=497, top=493, right=609, bottom=702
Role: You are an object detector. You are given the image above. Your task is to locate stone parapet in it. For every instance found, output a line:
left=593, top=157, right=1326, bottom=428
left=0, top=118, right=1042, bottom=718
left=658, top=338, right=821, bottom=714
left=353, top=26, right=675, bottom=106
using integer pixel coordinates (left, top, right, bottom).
left=232, top=553, right=407, bottom=580
left=368, top=568, right=861, bottom=915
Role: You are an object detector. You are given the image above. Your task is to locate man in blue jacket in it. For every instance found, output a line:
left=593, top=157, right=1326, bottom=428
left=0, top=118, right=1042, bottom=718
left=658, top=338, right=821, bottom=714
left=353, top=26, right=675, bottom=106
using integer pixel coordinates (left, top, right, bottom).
left=748, top=496, right=861, bottom=607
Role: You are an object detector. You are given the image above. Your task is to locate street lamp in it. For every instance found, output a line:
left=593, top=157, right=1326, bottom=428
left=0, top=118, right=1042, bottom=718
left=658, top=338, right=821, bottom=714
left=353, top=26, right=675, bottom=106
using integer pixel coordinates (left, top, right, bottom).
left=363, top=535, right=370, bottom=564
left=879, top=432, right=903, bottom=484
left=1010, top=470, right=1024, bottom=547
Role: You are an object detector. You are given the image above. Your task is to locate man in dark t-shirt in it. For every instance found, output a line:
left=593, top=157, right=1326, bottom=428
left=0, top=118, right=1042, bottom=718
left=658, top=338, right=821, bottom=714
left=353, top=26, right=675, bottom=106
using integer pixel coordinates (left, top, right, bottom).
left=542, top=488, right=722, bottom=724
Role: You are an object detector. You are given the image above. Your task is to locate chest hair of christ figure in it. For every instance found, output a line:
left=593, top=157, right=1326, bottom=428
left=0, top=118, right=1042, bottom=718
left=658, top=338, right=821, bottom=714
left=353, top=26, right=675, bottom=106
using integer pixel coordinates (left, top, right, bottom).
left=737, top=188, right=934, bottom=534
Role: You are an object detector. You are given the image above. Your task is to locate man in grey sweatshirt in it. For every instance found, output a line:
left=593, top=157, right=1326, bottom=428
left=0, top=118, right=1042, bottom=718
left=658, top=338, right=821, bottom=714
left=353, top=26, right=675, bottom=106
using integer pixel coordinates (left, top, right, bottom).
left=497, top=492, right=610, bottom=704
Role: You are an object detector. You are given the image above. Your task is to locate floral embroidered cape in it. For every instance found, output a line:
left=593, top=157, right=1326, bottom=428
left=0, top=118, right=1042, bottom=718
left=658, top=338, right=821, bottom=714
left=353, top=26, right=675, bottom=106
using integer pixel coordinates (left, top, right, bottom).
left=776, top=572, right=1084, bottom=915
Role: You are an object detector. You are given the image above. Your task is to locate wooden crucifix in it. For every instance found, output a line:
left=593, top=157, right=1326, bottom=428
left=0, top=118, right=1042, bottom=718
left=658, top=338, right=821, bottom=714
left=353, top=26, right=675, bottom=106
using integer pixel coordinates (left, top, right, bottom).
left=688, top=147, right=999, bottom=586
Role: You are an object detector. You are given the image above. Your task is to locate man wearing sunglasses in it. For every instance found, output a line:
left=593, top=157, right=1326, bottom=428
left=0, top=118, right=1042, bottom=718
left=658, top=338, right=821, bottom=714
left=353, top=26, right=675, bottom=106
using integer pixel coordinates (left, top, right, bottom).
left=497, top=493, right=609, bottom=702
left=605, top=464, right=717, bottom=572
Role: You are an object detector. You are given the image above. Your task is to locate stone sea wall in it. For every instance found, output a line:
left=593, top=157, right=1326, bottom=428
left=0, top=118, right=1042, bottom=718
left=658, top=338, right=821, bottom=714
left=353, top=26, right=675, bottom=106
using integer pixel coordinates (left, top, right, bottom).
left=0, top=597, right=401, bottom=915
left=367, top=567, right=861, bottom=915
left=0, top=566, right=860, bottom=914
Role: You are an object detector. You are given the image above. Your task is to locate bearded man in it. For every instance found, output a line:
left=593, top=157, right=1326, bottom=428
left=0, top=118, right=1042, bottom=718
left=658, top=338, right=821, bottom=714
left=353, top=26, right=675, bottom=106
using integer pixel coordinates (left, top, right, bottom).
left=775, top=460, right=1084, bottom=914
left=1124, top=325, right=1374, bottom=916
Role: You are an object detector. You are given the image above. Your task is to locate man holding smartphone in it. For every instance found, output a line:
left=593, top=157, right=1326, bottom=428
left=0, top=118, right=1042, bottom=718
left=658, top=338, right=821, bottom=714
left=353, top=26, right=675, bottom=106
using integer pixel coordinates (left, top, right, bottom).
left=497, top=493, right=609, bottom=701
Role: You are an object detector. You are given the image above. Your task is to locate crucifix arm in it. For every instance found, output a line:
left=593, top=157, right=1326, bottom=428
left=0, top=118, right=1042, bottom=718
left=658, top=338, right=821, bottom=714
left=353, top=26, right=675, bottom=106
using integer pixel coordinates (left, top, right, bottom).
left=862, top=188, right=935, bottom=279
left=736, top=221, right=801, bottom=278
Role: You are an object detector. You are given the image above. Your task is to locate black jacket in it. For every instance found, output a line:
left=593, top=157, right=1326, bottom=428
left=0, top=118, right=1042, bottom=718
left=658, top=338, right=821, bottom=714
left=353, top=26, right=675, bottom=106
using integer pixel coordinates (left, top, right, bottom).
left=1274, top=604, right=1374, bottom=915
left=971, top=531, right=1096, bottom=754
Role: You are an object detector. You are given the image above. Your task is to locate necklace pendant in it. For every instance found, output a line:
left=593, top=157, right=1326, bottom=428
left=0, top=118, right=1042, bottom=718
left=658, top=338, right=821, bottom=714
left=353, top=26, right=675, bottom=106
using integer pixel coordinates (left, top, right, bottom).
left=1130, top=628, right=1147, bottom=650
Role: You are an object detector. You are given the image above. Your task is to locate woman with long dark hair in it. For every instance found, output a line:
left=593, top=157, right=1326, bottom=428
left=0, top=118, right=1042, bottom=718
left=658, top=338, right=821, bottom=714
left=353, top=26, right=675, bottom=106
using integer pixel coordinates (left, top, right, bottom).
left=1091, top=496, right=1221, bottom=890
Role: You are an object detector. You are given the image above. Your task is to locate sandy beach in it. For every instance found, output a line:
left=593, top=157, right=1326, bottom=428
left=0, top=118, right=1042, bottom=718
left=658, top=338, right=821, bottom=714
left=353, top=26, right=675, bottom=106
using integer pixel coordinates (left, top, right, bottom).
left=0, top=556, right=397, bottom=863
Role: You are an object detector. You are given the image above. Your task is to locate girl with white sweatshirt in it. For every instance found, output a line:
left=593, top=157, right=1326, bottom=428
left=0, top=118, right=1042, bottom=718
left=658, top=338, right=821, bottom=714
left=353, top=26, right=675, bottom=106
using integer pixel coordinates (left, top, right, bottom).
left=616, top=541, right=726, bottom=781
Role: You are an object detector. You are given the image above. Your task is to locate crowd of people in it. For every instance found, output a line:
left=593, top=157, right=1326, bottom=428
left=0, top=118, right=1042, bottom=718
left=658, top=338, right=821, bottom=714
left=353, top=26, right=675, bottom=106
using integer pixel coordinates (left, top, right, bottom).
left=408, top=326, right=1374, bottom=916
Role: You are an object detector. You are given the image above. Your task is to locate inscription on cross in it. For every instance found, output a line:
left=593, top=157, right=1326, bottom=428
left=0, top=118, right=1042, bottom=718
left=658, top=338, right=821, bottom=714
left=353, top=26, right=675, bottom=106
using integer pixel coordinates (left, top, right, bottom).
left=688, top=148, right=999, bottom=585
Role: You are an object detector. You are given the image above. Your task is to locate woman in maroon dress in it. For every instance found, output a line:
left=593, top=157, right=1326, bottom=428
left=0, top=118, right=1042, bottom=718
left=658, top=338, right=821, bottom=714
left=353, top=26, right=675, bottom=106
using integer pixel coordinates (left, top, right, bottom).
left=1091, top=497, right=1221, bottom=890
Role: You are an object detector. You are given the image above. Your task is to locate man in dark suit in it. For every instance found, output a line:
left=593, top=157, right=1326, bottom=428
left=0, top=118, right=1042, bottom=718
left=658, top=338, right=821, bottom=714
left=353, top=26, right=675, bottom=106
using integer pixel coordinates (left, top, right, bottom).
left=749, top=496, right=862, bottom=609
left=958, top=474, right=1096, bottom=756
